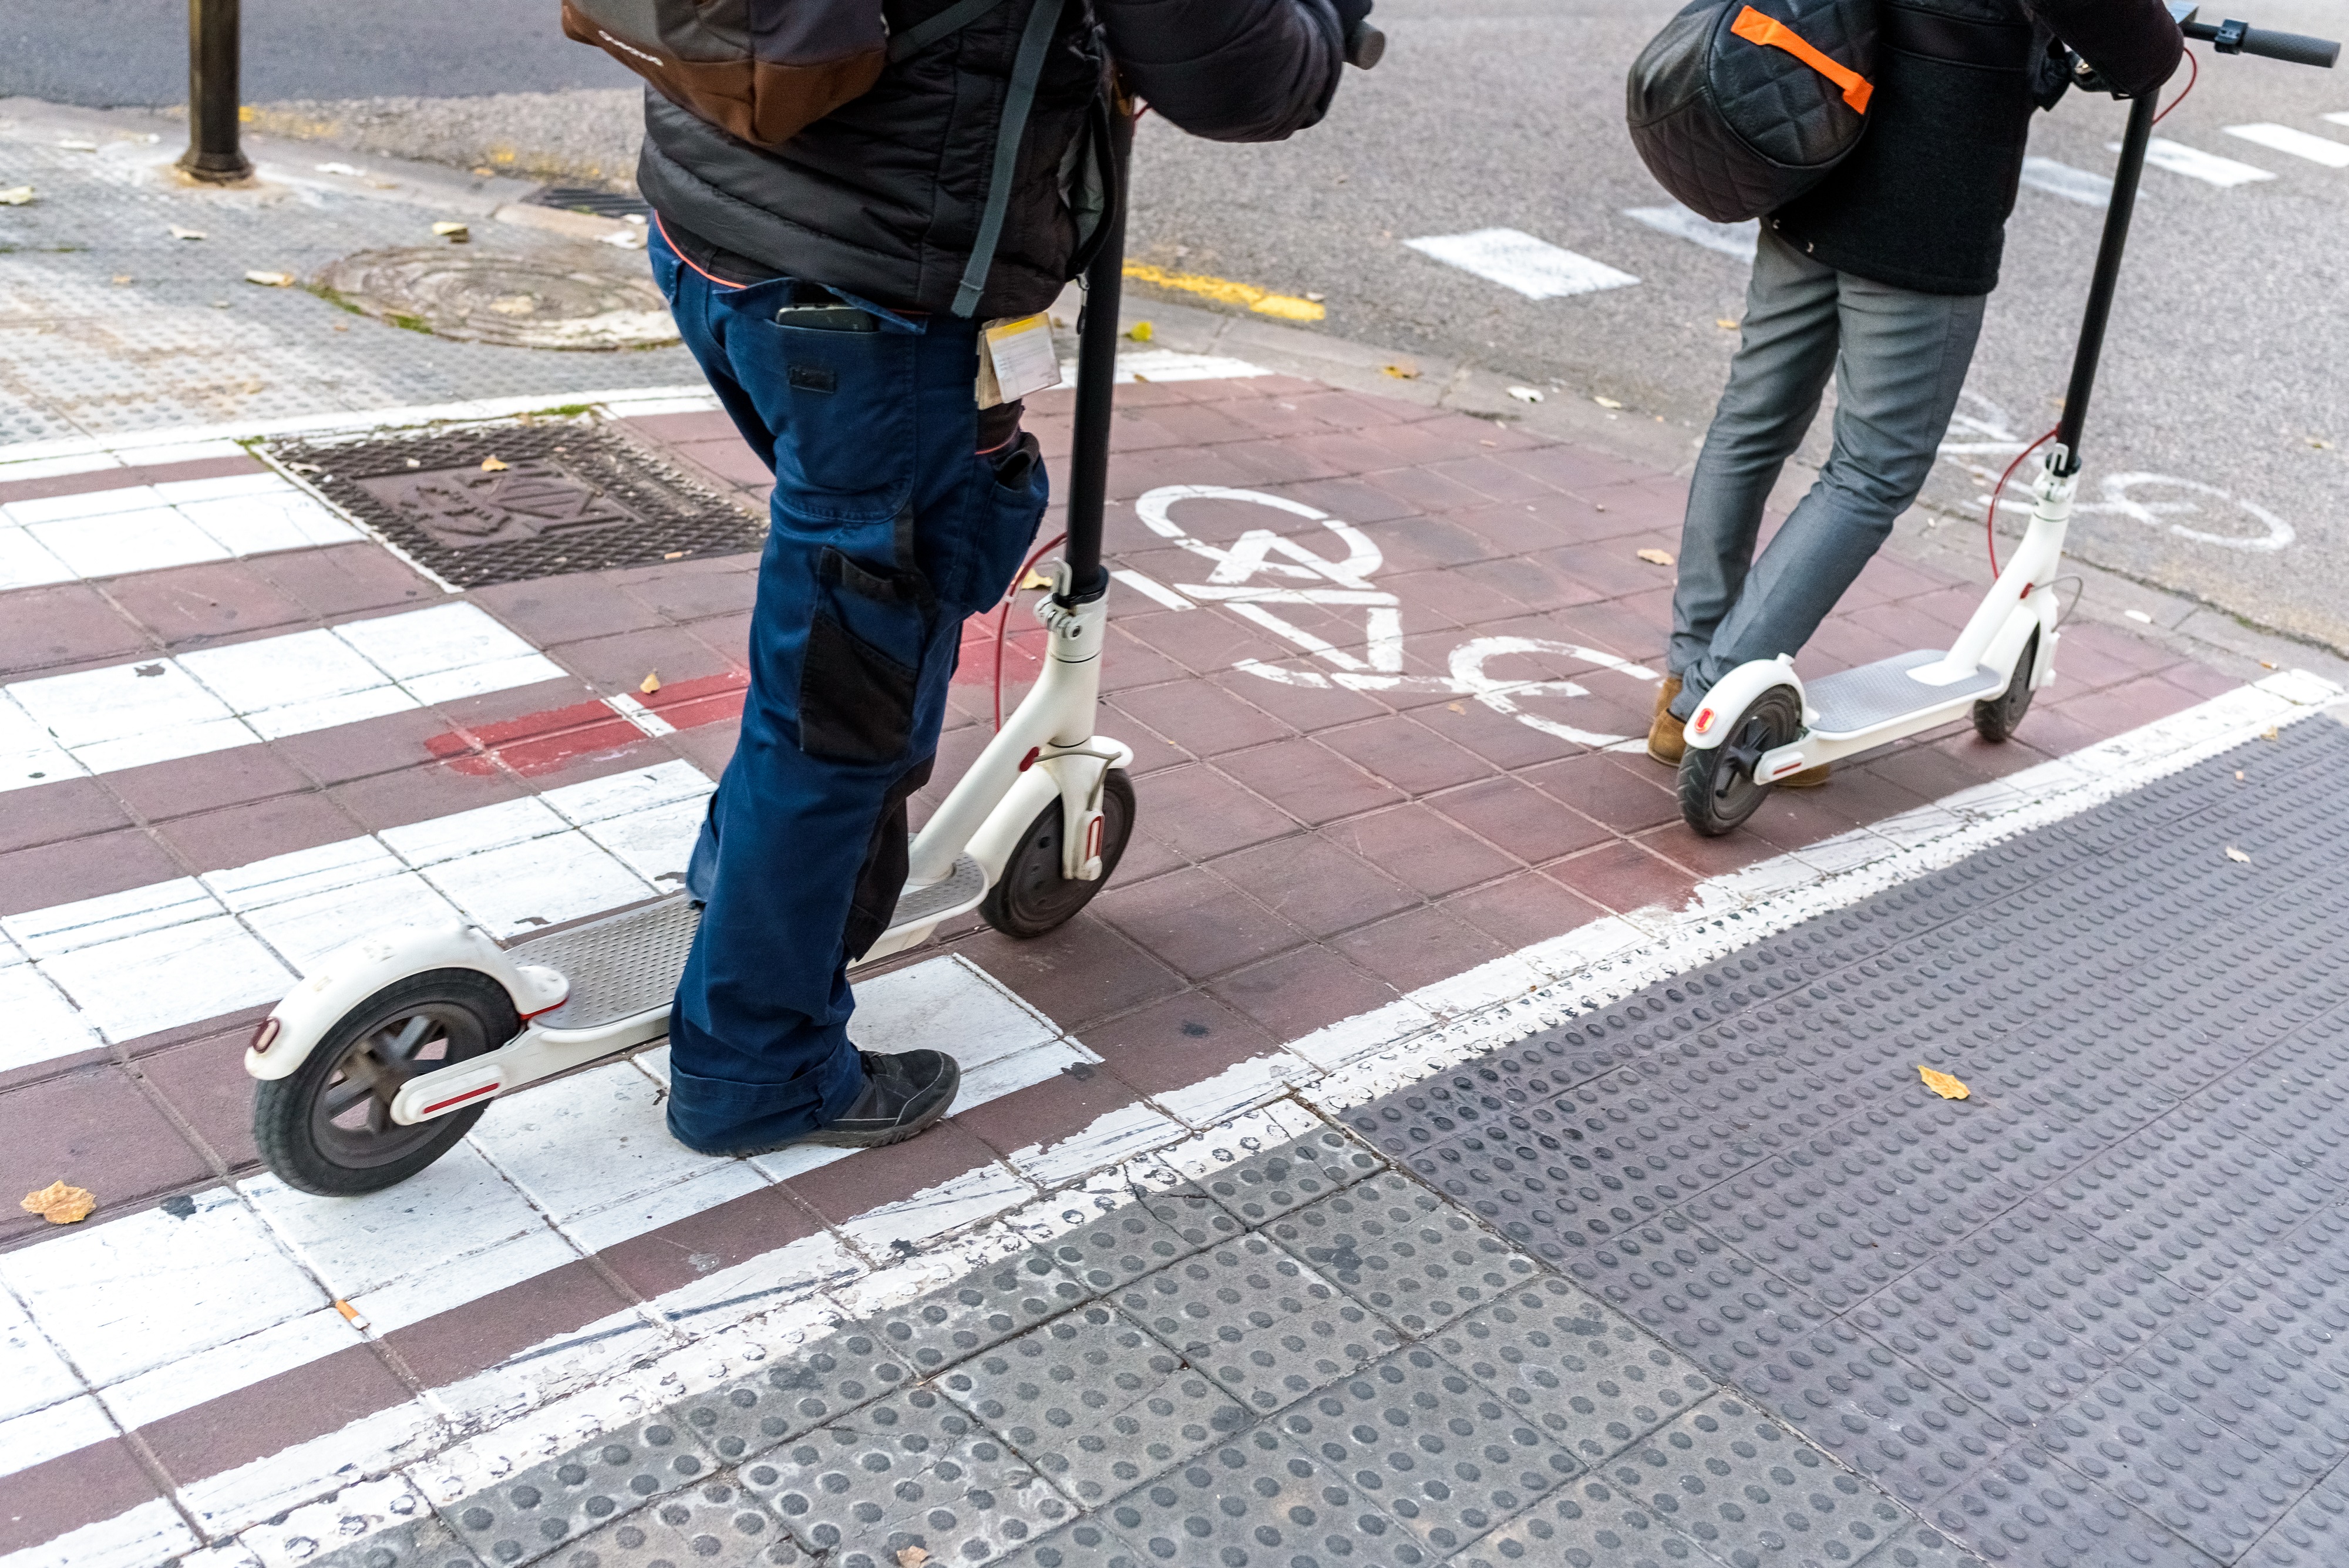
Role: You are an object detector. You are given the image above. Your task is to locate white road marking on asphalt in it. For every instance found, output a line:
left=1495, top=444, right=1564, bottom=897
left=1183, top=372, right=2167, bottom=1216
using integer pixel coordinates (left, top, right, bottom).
left=0, top=472, right=360, bottom=590
left=1623, top=203, right=1758, bottom=261
left=2123, top=137, right=2277, bottom=186
left=1404, top=228, right=1640, bottom=299
left=1110, top=568, right=1197, bottom=610
left=0, top=602, right=563, bottom=790
left=2222, top=122, right=2349, bottom=168
left=0, top=759, right=711, bottom=1052
left=2018, top=156, right=2115, bottom=206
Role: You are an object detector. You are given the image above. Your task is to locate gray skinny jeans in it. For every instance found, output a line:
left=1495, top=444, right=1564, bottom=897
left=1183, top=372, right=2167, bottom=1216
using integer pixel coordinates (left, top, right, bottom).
left=1667, top=224, right=1986, bottom=719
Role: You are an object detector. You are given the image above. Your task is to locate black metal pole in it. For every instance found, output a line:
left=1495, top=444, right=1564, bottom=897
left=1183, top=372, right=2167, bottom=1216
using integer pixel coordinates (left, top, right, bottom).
left=180, top=0, right=254, bottom=184
left=2054, top=89, right=2157, bottom=470
left=1059, top=109, right=1133, bottom=604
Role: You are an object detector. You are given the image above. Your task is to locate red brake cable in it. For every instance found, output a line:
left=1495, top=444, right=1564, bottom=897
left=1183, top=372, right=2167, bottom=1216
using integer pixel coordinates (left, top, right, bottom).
left=992, top=531, right=1069, bottom=731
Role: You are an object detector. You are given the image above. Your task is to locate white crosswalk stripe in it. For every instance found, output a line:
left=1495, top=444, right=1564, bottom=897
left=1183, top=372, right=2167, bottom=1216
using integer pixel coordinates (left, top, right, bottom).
left=2124, top=136, right=2277, bottom=187
left=1404, top=228, right=1639, bottom=298
left=0, top=470, right=360, bottom=590
left=2223, top=121, right=2349, bottom=168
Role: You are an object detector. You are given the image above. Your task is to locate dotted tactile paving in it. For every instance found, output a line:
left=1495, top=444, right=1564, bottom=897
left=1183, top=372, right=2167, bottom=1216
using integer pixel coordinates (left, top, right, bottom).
left=732, top=1386, right=1072, bottom=1566
left=1274, top=1344, right=1579, bottom=1554
left=1035, top=1184, right=1247, bottom=1296
left=988, top=1517, right=1147, bottom=1568
left=1425, top=1277, right=1711, bottom=1464
left=1927, top=1441, right=2212, bottom=1567
left=1192, top=1127, right=1385, bottom=1226
left=1457, top=1475, right=1715, bottom=1566
left=861, top=1250, right=1095, bottom=1379
left=308, top=1514, right=481, bottom=1568
left=436, top=1418, right=711, bottom=1567
left=1092, top=1427, right=1431, bottom=1568
left=1608, top=1399, right=1911, bottom=1566
left=1263, top=1170, right=1543, bottom=1334
left=2049, top=1367, right=2294, bottom=1561
left=1109, top=1233, right=1401, bottom=1415
left=571, top=1479, right=806, bottom=1568
left=939, top=1302, right=1250, bottom=1506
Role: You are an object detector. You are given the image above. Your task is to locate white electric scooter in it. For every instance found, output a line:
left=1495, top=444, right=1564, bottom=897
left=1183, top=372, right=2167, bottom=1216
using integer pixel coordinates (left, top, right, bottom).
left=1677, top=7, right=2336, bottom=836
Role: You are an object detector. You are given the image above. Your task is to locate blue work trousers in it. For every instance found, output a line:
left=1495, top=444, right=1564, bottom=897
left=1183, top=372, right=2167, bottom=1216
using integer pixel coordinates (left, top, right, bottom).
left=649, top=226, right=1048, bottom=1152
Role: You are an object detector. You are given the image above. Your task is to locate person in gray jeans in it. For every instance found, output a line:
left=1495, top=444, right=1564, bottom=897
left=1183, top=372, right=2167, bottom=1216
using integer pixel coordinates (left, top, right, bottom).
left=1645, top=0, right=2184, bottom=780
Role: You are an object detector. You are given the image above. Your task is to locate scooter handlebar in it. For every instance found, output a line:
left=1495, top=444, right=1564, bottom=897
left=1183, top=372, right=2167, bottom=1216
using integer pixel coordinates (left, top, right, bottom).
left=2183, top=19, right=2340, bottom=68
left=1346, top=20, right=1386, bottom=69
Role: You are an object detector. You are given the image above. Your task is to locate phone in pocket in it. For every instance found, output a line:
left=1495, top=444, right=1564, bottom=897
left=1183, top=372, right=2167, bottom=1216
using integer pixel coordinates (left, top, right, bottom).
left=773, top=303, right=879, bottom=332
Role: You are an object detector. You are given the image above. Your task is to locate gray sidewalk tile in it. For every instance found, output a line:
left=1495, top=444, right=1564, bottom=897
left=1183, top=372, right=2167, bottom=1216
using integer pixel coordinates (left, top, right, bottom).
left=1925, top=1441, right=2215, bottom=1567
left=1610, top=1399, right=1914, bottom=1566
left=1038, top=1181, right=1247, bottom=1294
left=435, top=1416, right=710, bottom=1568
left=861, top=1249, right=1093, bottom=1378
left=1108, top=1231, right=1401, bottom=1415
left=2247, top=1477, right=2349, bottom=1566
left=938, top=1301, right=1250, bottom=1506
left=1193, top=1125, right=1385, bottom=1226
left=1867, top=1523, right=1990, bottom=1567
left=1459, top=1477, right=1720, bottom=1566
left=2050, top=1367, right=2298, bottom=1561
left=1263, top=1169, right=1544, bottom=1335
left=308, top=1513, right=481, bottom=1568
left=613, top=1480, right=803, bottom=1566
left=991, top=1517, right=1146, bottom=1568
left=1094, top=1427, right=1430, bottom=1567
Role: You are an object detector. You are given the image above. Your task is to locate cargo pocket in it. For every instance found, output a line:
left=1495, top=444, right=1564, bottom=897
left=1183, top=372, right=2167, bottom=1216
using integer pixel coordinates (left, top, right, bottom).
left=799, top=608, right=918, bottom=765
left=765, top=310, right=918, bottom=516
left=937, top=432, right=1051, bottom=612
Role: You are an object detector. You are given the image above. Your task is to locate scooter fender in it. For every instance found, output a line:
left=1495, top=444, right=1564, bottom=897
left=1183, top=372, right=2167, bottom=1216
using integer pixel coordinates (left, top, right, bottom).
left=244, top=921, right=565, bottom=1082
left=1680, top=656, right=1805, bottom=752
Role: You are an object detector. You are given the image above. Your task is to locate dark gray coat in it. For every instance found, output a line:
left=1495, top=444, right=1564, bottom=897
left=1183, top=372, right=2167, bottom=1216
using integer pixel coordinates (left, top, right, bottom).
left=640, top=0, right=1347, bottom=316
left=1771, top=0, right=2182, bottom=294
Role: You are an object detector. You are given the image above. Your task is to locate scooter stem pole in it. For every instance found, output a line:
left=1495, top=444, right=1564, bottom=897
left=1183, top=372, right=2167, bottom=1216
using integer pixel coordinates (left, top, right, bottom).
left=1060, top=108, right=1135, bottom=604
left=2055, top=88, right=2158, bottom=471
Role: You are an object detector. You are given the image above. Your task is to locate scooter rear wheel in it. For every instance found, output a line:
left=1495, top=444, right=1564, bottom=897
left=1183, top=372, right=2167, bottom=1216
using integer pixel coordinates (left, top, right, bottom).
left=253, top=969, right=519, bottom=1196
left=1972, top=629, right=2040, bottom=743
left=981, top=768, right=1136, bottom=938
left=1678, top=685, right=1803, bottom=837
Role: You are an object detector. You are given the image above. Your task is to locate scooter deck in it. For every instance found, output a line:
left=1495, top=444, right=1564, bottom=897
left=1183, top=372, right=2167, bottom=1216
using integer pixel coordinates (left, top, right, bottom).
left=1808, top=650, right=2003, bottom=736
left=514, top=853, right=987, bottom=1029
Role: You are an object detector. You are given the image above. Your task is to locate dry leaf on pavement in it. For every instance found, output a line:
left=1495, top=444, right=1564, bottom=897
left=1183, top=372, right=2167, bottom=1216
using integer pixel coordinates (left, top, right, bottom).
left=1637, top=548, right=1675, bottom=566
left=2225, top=846, right=2252, bottom=863
left=1124, top=321, right=1152, bottom=342
left=896, top=1549, right=930, bottom=1568
left=244, top=270, right=295, bottom=288
left=1381, top=362, right=1420, bottom=380
left=1917, top=1066, right=1970, bottom=1101
left=21, top=1181, right=96, bottom=1224
left=639, top=671, right=661, bottom=695
left=2261, top=726, right=2279, bottom=740
left=480, top=456, right=509, bottom=472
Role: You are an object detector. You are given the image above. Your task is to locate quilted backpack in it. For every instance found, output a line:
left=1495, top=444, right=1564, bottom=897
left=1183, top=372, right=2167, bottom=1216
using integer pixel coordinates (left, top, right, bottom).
left=1625, top=0, right=1879, bottom=223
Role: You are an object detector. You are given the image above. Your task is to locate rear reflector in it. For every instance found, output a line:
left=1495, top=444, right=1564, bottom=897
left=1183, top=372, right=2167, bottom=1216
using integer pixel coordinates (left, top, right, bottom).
left=250, top=1016, right=282, bottom=1055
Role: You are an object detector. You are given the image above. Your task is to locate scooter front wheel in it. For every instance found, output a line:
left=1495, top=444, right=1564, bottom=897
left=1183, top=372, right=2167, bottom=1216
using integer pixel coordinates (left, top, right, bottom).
left=1678, top=685, right=1803, bottom=837
left=981, top=768, right=1136, bottom=938
left=253, top=969, right=520, bottom=1196
left=1972, top=628, right=2040, bottom=743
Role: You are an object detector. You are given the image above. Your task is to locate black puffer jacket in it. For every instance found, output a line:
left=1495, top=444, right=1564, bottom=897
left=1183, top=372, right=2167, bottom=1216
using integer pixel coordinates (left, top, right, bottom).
left=640, top=0, right=1347, bottom=317
left=1770, top=0, right=2182, bottom=294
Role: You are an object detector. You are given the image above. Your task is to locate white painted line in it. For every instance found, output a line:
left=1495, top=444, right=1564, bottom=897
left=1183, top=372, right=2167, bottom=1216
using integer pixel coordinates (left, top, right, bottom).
left=0, top=1392, right=116, bottom=1479
left=0, top=473, right=361, bottom=590
left=1054, top=349, right=1273, bottom=386
left=0, top=602, right=564, bottom=791
left=2018, top=156, right=2114, bottom=206
left=1110, top=568, right=1197, bottom=611
left=0, top=386, right=718, bottom=475
left=1623, top=203, right=1758, bottom=261
left=2223, top=122, right=2349, bottom=168
left=1404, top=228, right=1639, bottom=300
left=2123, top=137, right=2277, bottom=187
left=2326, top=112, right=2349, bottom=128
left=0, top=1498, right=198, bottom=1568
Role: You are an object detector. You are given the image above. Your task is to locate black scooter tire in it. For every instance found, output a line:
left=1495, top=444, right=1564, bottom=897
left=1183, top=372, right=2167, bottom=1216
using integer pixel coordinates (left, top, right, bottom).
left=253, top=968, right=519, bottom=1196
left=1972, top=629, right=2040, bottom=743
left=981, top=769, right=1136, bottom=938
left=1677, top=685, right=1803, bottom=837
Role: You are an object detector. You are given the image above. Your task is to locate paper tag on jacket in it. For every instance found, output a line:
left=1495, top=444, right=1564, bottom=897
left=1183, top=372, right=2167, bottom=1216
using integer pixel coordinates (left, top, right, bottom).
left=978, top=314, right=1064, bottom=408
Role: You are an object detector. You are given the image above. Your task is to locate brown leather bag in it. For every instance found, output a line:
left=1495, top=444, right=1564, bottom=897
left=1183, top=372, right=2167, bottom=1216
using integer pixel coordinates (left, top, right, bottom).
left=562, top=0, right=1008, bottom=149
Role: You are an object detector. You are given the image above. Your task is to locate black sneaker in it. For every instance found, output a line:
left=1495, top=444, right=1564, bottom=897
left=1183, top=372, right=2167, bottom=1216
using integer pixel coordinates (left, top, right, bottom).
left=797, top=1049, right=960, bottom=1148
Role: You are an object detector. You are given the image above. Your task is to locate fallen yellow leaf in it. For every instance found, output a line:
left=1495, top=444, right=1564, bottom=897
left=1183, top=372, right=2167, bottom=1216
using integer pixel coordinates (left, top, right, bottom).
left=1593, top=395, right=1624, bottom=409
left=2225, top=845, right=2251, bottom=863
left=896, top=1550, right=930, bottom=1568
left=1917, top=1066, right=1970, bottom=1101
left=1124, top=321, right=1153, bottom=342
left=21, top=1180, right=96, bottom=1224
left=639, top=671, right=661, bottom=695
left=1636, top=548, right=1675, bottom=566
left=480, top=456, right=508, bottom=472
left=1715, top=317, right=1739, bottom=330
left=1019, top=570, right=1054, bottom=591
left=1382, top=363, right=1420, bottom=380
left=2261, top=726, right=2279, bottom=740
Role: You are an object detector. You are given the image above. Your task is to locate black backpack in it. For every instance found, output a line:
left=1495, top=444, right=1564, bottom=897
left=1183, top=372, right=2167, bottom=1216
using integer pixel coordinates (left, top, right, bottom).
left=1626, top=0, right=1879, bottom=223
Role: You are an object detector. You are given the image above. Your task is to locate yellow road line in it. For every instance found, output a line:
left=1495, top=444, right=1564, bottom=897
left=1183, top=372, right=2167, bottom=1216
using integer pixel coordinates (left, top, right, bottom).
left=1122, top=262, right=1324, bottom=322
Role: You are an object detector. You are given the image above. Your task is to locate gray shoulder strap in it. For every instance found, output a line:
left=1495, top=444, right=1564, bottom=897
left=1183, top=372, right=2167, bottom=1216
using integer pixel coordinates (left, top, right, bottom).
left=952, top=0, right=1069, bottom=317
left=886, top=0, right=1013, bottom=62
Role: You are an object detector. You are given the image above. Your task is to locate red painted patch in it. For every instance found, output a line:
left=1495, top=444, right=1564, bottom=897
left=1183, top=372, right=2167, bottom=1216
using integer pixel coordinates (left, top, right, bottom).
left=424, top=672, right=751, bottom=778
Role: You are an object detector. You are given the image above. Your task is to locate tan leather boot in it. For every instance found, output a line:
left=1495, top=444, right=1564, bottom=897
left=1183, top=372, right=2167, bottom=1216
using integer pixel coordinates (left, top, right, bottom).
left=1645, top=676, right=1685, bottom=767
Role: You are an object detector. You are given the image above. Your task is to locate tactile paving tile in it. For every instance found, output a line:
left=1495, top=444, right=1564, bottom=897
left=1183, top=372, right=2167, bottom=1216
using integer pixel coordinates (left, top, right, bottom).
left=1925, top=1440, right=2213, bottom=1567
left=558, top=1479, right=806, bottom=1568
left=1263, top=1170, right=1543, bottom=1334
left=1423, top=1276, right=1711, bottom=1465
left=1606, top=1398, right=1913, bottom=1566
left=2247, top=1476, right=2349, bottom=1566
left=436, top=1418, right=712, bottom=1567
left=1109, top=1233, right=1400, bottom=1414
left=1192, top=1126, right=1385, bottom=1226
left=1868, top=1525, right=1992, bottom=1568
left=1036, top=1184, right=1246, bottom=1296
left=1852, top=1253, right=2115, bottom=1429
left=732, top=1385, right=1071, bottom=1566
left=308, top=1513, right=482, bottom=1568
left=987, top=1517, right=1146, bottom=1568
left=1456, top=1475, right=1715, bottom=1566
left=2046, top=1367, right=2297, bottom=1562
left=1092, top=1426, right=1429, bottom=1568
left=938, top=1301, right=1249, bottom=1506
left=1274, top=1345, right=1579, bottom=1554
left=862, top=1249, right=1095, bottom=1379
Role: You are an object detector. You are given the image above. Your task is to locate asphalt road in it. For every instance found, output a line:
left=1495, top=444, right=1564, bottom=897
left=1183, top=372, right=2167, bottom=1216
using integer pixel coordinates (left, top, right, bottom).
left=9, top=0, right=2347, bottom=649
left=1126, top=0, right=2349, bottom=651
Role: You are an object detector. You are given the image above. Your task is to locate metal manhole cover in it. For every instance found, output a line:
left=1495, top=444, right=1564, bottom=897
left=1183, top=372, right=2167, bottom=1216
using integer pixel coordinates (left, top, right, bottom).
left=312, top=245, right=676, bottom=350
left=267, top=419, right=765, bottom=588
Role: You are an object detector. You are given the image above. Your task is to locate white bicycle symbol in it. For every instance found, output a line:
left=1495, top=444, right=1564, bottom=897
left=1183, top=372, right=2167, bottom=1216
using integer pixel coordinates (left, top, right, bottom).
left=1126, top=484, right=1659, bottom=750
left=1940, top=392, right=2294, bottom=552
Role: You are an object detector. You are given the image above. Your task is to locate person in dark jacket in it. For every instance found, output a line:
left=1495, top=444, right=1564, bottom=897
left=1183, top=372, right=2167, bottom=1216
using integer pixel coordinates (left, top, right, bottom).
left=1647, top=0, right=2183, bottom=775
left=641, top=0, right=1365, bottom=1156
